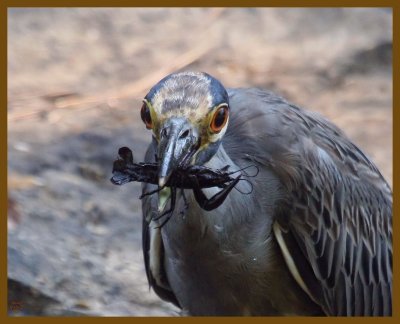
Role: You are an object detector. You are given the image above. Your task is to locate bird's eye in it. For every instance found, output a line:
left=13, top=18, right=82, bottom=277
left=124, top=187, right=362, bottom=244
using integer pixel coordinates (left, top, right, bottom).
left=141, top=103, right=153, bottom=129
left=210, top=106, right=229, bottom=133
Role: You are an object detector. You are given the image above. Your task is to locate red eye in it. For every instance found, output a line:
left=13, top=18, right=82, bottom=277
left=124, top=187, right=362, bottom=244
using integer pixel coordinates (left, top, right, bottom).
left=210, top=106, right=229, bottom=133
left=140, top=103, right=152, bottom=129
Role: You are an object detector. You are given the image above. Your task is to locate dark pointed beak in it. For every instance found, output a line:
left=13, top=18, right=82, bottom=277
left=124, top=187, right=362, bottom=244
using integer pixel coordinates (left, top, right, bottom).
left=157, top=117, right=199, bottom=187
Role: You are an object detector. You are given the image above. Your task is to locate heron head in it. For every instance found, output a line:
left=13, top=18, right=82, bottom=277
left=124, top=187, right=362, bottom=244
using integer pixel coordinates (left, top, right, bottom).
left=140, top=71, right=230, bottom=187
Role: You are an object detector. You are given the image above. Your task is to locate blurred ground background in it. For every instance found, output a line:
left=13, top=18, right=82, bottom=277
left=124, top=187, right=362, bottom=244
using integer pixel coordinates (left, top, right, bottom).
left=7, top=8, right=392, bottom=316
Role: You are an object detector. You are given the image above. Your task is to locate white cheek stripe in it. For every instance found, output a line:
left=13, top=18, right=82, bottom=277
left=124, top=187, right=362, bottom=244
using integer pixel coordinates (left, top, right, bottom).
left=273, top=222, right=318, bottom=305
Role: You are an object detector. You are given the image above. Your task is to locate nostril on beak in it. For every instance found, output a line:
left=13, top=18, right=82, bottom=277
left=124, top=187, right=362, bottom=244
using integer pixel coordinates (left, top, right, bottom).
left=179, top=129, right=190, bottom=139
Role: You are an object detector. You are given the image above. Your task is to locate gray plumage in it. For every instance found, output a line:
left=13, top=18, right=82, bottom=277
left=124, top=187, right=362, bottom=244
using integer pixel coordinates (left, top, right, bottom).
left=140, top=73, right=392, bottom=316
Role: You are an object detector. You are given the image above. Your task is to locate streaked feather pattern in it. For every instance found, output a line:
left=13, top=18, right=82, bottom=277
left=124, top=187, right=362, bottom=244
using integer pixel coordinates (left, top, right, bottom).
left=226, top=88, right=392, bottom=316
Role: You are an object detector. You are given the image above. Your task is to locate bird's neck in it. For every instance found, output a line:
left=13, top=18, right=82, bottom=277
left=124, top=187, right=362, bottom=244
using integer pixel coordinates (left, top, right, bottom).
left=201, top=144, right=252, bottom=206
left=204, top=144, right=233, bottom=169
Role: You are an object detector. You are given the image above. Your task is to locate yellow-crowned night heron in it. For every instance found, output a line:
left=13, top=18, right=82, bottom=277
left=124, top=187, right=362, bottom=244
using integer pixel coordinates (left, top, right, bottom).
left=140, top=71, right=392, bottom=316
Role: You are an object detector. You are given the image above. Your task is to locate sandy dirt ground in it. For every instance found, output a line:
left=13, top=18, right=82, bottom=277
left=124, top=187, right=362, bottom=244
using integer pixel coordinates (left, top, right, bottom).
left=7, top=8, right=392, bottom=316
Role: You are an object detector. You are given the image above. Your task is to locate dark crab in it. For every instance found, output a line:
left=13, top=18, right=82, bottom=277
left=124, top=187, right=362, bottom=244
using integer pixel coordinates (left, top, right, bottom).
left=111, top=147, right=255, bottom=226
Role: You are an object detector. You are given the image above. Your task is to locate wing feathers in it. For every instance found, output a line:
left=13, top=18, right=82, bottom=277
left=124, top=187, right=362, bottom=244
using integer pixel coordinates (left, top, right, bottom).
left=259, top=98, right=393, bottom=315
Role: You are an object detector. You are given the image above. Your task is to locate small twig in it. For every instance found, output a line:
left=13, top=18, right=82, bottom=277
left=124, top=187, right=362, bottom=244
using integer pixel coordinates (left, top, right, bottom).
left=8, top=109, right=47, bottom=122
